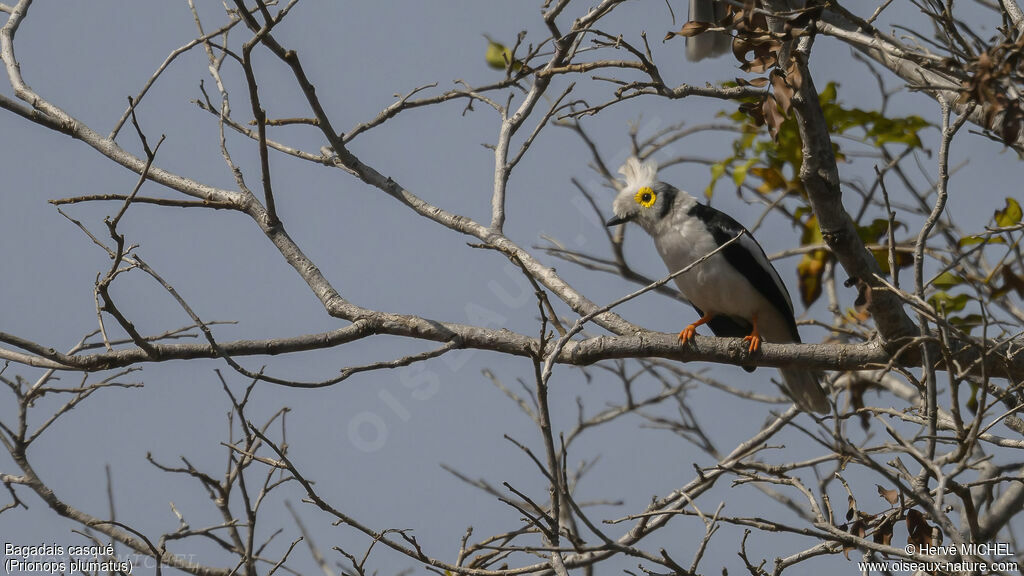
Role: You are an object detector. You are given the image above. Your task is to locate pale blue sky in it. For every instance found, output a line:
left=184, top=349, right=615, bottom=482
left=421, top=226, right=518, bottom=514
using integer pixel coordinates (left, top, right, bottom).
left=1, top=2, right=1019, bottom=574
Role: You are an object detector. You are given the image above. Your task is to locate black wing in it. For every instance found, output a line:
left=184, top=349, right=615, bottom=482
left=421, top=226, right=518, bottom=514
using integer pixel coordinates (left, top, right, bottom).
left=687, top=202, right=800, bottom=341
left=689, top=305, right=753, bottom=338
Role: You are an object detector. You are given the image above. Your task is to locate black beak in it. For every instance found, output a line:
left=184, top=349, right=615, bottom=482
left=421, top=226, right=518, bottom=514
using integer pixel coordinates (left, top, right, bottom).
left=605, top=214, right=630, bottom=226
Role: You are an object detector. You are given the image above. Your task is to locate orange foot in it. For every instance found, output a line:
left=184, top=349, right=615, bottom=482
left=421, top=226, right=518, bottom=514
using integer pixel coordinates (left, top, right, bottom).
left=678, top=314, right=713, bottom=345
left=742, top=314, right=761, bottom=353
left=678, top=325, right=697, bottom=345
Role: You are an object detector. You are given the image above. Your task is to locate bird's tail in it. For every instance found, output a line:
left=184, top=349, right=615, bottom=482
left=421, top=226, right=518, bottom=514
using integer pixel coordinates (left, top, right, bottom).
left=778, top=369, right=829, bottom=414
left=686, top=0, right=731, bottom=61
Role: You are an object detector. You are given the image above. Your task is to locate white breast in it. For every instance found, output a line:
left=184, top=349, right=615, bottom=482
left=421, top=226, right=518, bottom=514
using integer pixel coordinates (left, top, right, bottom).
left=653, top=224, right=795, bottom=343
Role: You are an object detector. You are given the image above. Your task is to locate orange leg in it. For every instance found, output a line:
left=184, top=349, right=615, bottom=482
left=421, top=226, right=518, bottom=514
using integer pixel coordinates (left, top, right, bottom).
left=678, top=314, right=714, bottom=345
left=742, top=314, right=761, bottom=353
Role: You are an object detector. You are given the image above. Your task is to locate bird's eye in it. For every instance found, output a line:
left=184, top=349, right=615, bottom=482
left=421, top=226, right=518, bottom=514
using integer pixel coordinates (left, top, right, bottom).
left=634, top=186, right=656, bottom=208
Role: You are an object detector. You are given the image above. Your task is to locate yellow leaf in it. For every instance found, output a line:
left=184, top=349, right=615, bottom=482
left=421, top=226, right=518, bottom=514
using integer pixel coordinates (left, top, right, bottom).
left=797, top=249, right=828, bottom=307
left=732, top=158, right=757, bottom=187
left=995, top=197, right=1022, bottom=227
left=750, top=166, right=786, bottom=193
left=484, top=35, right=522, bottom=71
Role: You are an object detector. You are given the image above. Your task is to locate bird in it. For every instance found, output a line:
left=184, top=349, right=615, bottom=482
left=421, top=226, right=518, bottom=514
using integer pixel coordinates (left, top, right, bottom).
left=605, top=157, right=829, bottom=413
left=686, top=0, right=731, bottom=61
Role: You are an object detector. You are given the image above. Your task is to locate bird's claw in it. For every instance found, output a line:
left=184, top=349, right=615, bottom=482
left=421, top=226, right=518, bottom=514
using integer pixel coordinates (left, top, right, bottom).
left=742, top=333, right=761, bottom=353
left=678, top=325, right=697, bottom=345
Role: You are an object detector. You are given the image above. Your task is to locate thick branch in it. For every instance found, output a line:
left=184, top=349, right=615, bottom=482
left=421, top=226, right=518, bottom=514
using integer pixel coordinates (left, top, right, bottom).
left=5, top=323, right=1015, bottom=378
left=788, top=42, right=919, bottom=346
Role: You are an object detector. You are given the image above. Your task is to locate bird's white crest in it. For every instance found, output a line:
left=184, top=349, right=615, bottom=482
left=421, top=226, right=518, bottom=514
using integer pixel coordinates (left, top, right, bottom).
left=618, top=157, right=658, bottom=191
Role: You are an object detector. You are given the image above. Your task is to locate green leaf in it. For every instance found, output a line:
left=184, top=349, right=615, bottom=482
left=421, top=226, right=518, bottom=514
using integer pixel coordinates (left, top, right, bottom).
left=928, top=291, right=970, bottom=315
left=819, top=82, right=838, bottom=106
left=796, top=215, right=828, bottom=306
left=995, top=197, right=1022, bottom=227
left=739, top=130, right=757, bottom=151
left=931, top=272, right=964, bottom=290
left=797, top=250, right=828, bottom=307
left=814, top=82, right=928, bottom=150
left=966, top=381, right=979, bottom=413
left=707, top=81, right=931, bottom=274
left=868, top=115, right=928, bottom=148
left=800, top=214, right=824, bottom=245
left=857, top=218, right=893, bottom=243
left=750, top=165, right=787, bottom=194
left=706, top=161, right=727, bottom=197
left=870, top=247, right=912, bottom=274
left=949, top=313, right=984, bottom=334
left=958, top=235, right=1006, bottom=247
left=484, top=36, right=522, bottom=71
left=732, top=158, right=757, bottom=187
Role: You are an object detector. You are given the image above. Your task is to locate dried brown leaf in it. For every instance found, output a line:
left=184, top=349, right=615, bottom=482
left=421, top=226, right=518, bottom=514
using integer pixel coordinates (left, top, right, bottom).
left=743, top=56, right=774, bottom=74
left=873, top=515, right=895, bottom=546
left=738, top=100, right=765, bottom=126
left=844, top=518, right=866, bottom=560
left=849, top=378, right=870, bottom=430
left=732, top=37, right=755, bottom=63
left=877, top=485, right=899, bottom=506
left=762, top=93, right=784, bottom=141
left=906, top=508, right=933, bottom=550
left=786, top=59, right=803, bottom=91
left=669, top=21, right=711, bottom=39
left=771, top=70, right=793, bottom=116
left=736, top=76, right=770, bottom=87
left=1000, top=267, right=1024, bottom=297
left=852, top=278, right=871, bottom=315
left=784, top=5, right=822, bottom=36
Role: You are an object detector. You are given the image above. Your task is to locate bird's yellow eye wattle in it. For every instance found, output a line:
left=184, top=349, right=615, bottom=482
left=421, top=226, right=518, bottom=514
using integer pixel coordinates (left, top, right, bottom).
left=634, top=187, right=656, bottom=208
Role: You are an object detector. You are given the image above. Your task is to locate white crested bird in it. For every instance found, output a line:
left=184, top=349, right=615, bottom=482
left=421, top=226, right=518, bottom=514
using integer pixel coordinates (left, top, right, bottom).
left=605, top=157, right=829, bottom=413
